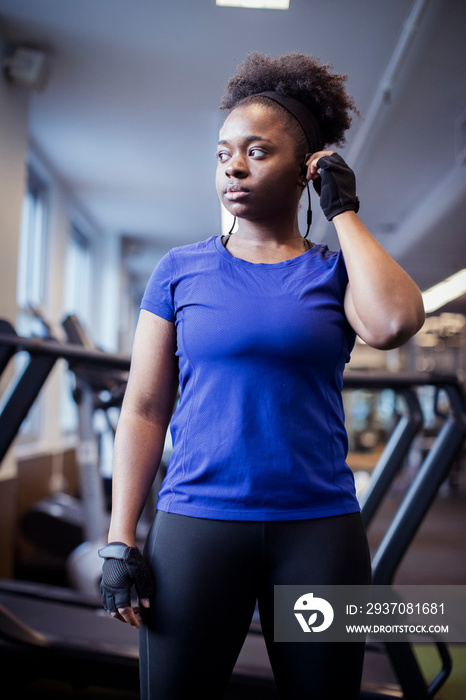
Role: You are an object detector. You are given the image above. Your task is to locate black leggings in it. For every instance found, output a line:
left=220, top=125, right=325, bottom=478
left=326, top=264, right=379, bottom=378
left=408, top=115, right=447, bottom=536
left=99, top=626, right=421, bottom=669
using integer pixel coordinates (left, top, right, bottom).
left=139, top=510, right=372, bottom=700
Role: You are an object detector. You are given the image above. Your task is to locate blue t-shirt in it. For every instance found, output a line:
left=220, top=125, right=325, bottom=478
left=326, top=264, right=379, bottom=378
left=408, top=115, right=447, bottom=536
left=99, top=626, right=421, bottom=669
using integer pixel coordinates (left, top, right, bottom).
left=140, top=235, right=360, bottom=521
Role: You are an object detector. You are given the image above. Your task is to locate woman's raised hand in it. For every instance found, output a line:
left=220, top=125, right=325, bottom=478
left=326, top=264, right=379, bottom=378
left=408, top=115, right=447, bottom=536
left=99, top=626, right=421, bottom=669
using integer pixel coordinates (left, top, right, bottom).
left=306, top=151, right=360, bottom=221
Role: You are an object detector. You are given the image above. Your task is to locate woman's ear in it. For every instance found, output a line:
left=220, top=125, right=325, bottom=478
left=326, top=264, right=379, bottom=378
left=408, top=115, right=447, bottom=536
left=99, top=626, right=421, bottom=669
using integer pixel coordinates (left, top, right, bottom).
left=299, top=153, right=312, bottom=180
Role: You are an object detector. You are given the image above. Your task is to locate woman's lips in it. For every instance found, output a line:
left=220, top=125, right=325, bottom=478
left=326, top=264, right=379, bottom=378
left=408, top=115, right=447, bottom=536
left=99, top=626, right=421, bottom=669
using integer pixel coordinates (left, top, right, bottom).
left=224, top=185, right=249, bottom=201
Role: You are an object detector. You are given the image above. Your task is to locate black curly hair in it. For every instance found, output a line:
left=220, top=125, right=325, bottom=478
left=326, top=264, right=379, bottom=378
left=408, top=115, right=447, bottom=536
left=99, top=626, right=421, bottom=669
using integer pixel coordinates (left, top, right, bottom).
left=220, top=52, right=360, bottom=152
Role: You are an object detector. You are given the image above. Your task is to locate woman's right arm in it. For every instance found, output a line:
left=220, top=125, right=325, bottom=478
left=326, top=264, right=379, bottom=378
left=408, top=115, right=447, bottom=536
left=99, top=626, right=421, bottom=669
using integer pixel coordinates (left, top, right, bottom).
left=107, top=309, right=178, bottom=547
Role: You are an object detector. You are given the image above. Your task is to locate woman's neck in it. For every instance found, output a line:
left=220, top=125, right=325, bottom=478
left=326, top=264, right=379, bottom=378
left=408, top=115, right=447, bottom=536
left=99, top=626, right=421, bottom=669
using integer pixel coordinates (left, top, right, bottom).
left=234, top=212, right=303, bottom=241
left=223, top=228, right=312, bottom=264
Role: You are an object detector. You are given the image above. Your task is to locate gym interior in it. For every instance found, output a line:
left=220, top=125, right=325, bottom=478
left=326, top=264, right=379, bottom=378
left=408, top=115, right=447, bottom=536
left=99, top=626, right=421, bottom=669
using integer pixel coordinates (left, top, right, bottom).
left=0, top=1, right=465, bottom=698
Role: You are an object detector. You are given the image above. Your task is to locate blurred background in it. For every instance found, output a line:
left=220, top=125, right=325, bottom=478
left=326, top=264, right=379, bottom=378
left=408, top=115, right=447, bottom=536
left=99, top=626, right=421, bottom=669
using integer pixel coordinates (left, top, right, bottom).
left=0, top=2, right=465, bottom=698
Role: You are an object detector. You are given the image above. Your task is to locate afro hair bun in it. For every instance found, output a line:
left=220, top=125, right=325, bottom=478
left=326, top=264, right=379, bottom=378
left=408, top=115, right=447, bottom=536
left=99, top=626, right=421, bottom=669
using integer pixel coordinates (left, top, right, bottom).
left=220, top=52, right=360, bottom=149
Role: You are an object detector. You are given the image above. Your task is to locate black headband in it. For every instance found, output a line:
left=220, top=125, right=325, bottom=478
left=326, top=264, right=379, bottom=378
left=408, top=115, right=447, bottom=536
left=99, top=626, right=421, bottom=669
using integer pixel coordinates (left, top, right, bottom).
left=255, top=91, right=323, bottom=153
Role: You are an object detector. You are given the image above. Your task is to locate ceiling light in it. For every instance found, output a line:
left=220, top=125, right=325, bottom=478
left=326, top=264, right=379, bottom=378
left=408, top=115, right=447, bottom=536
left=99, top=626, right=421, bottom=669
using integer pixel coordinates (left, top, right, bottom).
left=422, top=269, right=466, bottom=313
left=216, top=0, right=290, bottom=9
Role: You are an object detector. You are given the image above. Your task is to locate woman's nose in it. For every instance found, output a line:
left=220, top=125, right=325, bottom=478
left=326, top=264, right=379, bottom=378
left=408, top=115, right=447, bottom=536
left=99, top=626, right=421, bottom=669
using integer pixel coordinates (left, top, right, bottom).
left=225, top=154, right=248, bottom=178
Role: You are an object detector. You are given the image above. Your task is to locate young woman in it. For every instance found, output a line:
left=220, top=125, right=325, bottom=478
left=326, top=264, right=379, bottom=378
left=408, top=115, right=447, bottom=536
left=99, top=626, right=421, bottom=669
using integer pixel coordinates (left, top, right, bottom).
left=99, top=53, right=425, bottom=699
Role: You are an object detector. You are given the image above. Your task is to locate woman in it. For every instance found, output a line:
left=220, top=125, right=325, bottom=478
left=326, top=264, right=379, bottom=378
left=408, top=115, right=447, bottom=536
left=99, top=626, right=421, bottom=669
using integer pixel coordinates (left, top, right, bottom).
left=99, top=53, right=425, bottom=699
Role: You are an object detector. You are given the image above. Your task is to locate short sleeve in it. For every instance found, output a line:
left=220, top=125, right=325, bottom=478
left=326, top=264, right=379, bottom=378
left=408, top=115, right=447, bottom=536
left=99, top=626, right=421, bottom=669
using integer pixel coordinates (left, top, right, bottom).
left=334, top=251, right=356, bottom=358
left=140, top=251, right=175, bottom=322
left=336, top=249, right=350, bottom=300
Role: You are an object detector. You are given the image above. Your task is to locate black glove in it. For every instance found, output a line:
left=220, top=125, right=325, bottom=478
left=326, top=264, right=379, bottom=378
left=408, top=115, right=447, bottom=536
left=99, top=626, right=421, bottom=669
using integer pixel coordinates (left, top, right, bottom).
left=99, top=542, right=155, bottom=613
left=313, top=153, right=359, bottom=221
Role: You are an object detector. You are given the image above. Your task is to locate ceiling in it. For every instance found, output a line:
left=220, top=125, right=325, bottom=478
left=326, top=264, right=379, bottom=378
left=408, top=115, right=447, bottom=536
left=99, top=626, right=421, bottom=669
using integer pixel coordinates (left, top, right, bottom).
left=0, top=0, right=465, bottom=308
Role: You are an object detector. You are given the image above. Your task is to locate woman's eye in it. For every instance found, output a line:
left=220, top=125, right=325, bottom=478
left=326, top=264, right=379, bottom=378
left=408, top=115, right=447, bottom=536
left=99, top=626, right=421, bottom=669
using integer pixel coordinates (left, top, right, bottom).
left=216, top=152, right=230, bottom=163
left=249, top=148, right=265, bottom=158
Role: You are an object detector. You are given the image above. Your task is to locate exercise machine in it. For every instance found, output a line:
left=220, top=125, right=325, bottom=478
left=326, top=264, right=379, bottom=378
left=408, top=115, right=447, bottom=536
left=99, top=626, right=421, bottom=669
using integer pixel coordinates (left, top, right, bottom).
left=345, top=372, right=465, bottom=700
left=18, top=313, right=123, bottom=561
left=14, top=314, right=158, bottom=597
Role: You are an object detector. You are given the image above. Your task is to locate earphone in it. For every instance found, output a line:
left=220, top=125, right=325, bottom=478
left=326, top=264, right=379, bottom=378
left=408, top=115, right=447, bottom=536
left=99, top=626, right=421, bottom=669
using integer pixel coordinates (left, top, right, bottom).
left=300, top=153, right=312, bottom=179
left=301, top=154, right=312, bottom=238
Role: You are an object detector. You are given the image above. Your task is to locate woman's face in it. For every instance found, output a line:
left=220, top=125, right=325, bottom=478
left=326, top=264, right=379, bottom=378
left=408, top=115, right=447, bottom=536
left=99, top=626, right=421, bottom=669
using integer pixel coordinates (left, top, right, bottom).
left=216, top=103, right=303, bottom=225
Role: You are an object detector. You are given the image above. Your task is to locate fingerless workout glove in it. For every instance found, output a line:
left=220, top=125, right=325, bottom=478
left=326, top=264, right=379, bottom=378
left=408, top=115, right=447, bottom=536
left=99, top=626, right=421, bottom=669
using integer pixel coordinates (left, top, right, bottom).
left=99, top=542, right=155, bottom=613
left=313, top=153, right=360, bottom=221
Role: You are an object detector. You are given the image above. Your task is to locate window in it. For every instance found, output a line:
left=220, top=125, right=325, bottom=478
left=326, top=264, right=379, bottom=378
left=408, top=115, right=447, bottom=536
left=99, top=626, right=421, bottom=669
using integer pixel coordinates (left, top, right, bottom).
left=17, top=169, right=48, bottom=322
left=14, top=169, right=49, bottom=441
left=63, top=226, right=92, bottom=327
left=61, top=226, right=93, bottom=434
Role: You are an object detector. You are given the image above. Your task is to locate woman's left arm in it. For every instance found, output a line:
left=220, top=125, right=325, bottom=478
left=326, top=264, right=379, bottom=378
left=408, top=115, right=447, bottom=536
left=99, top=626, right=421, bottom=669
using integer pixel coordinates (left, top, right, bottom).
left=334, top=210, right=425, bottom=350
left=307, top=151, right=425, bottom=350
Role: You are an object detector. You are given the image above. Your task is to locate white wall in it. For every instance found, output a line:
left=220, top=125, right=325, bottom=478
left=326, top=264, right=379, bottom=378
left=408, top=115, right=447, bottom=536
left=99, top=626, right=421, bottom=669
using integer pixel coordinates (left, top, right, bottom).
left=0, top=44, right=28, bottom=321
left=0, top=73, right=28, bottom=322
left=0, top=37, right=30, bottom=576
left=0, top=37, right=29, bottom=479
